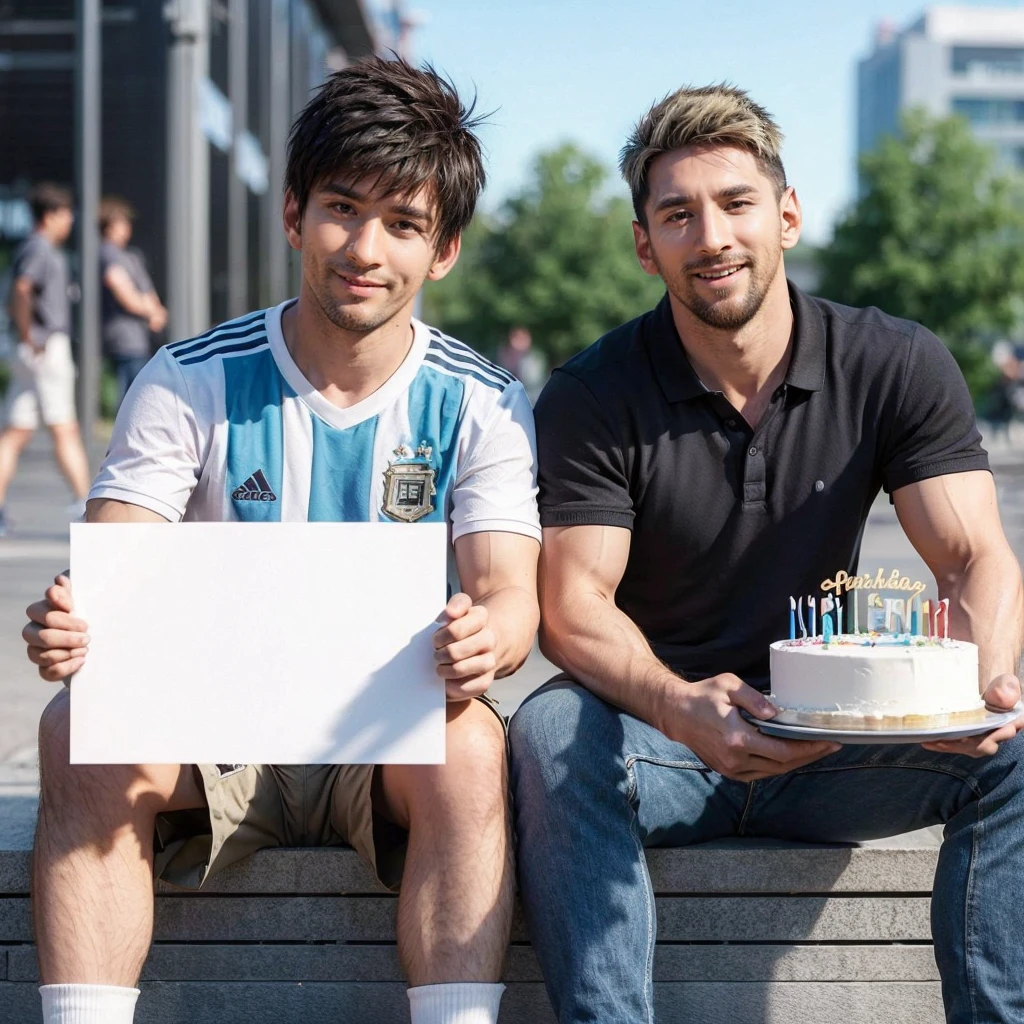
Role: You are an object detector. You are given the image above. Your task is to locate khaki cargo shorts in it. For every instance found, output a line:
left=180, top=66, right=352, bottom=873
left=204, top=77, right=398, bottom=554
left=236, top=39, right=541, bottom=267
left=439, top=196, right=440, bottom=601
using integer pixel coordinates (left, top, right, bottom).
left=153, top=696, right=505, bottom=893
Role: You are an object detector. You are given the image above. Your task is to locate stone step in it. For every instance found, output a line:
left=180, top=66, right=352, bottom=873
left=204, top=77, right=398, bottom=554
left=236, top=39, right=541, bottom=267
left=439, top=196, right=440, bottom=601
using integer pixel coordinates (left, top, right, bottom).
left=0, top=795, right=946, bottom=1023
left=0, top=893, right=935, bottom=944
left=0, top=794, right=942, bottom=896
left=0, top=980, right=945, bottom=1024
left=3, top=943, right=942, bottom=984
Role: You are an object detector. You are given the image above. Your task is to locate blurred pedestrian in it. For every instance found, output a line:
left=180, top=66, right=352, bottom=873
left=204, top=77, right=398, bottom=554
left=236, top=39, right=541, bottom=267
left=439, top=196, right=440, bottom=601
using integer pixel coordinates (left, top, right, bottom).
left=0, top=183, right=90, bottom=535
left=99, top=197, right=166, bottom=408
left=497, top=325, right=547, bottom=403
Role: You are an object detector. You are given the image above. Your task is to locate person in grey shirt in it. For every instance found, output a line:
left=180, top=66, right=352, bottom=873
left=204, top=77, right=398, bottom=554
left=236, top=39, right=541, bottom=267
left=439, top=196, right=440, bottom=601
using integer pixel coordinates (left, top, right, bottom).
left=99, top=197, right=166, bottom=407
left=0, top=183, right=91, bottom=535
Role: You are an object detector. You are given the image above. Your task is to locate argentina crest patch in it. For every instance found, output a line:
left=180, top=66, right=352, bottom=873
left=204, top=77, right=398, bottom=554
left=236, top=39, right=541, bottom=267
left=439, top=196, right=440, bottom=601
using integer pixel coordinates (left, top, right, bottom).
left=382, top=441, right=437, bottom=523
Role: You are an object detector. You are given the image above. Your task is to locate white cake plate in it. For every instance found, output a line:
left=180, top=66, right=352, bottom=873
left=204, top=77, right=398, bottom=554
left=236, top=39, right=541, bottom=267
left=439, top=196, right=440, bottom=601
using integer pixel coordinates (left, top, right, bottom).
left=740, top=706, right=1023, bottom=745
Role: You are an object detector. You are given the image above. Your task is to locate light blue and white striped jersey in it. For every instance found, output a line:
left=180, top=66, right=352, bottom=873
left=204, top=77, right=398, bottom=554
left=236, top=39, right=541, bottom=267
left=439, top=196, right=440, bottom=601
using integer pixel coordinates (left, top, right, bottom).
left=91, top=301, right=540, bottom=545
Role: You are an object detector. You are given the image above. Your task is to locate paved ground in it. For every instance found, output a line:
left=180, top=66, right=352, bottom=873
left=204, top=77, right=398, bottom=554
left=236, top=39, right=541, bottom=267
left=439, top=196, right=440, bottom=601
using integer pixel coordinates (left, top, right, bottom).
left=2, top=426, right=1024, bottom=803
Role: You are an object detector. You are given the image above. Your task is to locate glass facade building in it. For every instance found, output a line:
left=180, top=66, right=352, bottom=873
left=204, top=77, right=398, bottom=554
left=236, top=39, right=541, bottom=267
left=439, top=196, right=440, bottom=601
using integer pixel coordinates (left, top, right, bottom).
left=858, top=6, right=1024, bottom=174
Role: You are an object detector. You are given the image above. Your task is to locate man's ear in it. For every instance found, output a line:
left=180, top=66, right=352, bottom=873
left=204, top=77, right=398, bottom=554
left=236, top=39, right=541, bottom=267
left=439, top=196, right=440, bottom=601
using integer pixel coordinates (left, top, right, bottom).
left=282, top=189, right=303, bottom=252
left=633, top=220, right=660, bottom=278
left=427, top=233, right=462, bottom=282
left=780, top=186, right=802, bottom=252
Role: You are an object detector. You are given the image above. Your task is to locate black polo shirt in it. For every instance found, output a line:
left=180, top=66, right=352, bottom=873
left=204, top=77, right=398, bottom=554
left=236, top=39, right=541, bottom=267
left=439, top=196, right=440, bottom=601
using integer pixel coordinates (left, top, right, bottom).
left=534, top=282, right=990, bottom=691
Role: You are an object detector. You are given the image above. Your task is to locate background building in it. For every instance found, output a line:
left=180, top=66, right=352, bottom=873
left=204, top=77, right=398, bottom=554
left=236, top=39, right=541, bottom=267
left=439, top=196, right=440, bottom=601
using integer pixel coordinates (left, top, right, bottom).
left=858, top=5, right=1024, bottom=171
left=0, top=0, right=388, bottom=347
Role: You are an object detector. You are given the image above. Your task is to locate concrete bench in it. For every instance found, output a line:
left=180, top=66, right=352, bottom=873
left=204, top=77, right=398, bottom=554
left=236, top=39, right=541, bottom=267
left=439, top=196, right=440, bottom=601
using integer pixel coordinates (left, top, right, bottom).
left=0, top=794, right=944, bottom=1023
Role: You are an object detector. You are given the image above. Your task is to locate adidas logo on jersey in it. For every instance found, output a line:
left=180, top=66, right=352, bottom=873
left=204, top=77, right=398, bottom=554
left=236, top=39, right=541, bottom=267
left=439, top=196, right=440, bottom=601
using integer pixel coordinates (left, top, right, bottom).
left=232, top=469, right=277, bottom=502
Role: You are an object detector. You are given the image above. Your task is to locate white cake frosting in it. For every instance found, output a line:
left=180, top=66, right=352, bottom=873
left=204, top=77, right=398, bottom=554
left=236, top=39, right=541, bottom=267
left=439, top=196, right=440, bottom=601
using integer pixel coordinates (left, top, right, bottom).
left=769, top=635, right=983, bottom=728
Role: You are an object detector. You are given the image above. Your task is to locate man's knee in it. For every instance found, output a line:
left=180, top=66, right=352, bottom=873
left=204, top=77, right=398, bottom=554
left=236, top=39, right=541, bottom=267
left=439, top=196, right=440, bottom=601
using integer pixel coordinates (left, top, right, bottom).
left=0, top=425, right=34, bottom=451
left=434, top=699, right=507, bottom=809
left=38, top=688, right=71, bottom=772
left=445, top=698, right=506, bottom=769
left=508, top=680, right=642, bottom=816
left=37, top=688, right=190, bottom=813
left=385, top=700, right=507, bottom=829
left=509, top=679, right=613, bottom=767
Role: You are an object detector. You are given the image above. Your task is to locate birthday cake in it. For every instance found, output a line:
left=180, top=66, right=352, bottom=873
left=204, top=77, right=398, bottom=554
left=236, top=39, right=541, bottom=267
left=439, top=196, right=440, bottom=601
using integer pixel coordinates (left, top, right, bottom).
left=768, top=570, right=985, bottom=730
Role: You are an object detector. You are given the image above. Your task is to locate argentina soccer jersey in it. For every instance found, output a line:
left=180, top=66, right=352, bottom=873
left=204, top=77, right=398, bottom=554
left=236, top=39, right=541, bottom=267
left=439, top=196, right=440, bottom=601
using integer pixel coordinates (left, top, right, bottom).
left=90, top=301, right=539, bottom=545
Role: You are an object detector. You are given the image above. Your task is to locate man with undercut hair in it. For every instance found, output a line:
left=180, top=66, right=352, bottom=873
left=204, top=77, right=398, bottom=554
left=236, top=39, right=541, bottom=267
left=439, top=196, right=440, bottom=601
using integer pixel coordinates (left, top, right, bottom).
left=24, top=56, right=539, bottom=1024
left=510, top=84, right=1024, bottom=1023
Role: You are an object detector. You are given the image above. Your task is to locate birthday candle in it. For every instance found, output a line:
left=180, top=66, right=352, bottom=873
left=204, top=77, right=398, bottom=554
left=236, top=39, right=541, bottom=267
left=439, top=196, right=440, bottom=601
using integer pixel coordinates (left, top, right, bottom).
left=893, top=598, right=906, bottom=634
left=797, top=597, right=807, bottom=639
left=836, top=594, right=844, bottom=636
left=853, top=589, right=859, bottom=634
left=910, top=596, right=918, bottom=636
left=923, top=599, right=931, bottom=639
left=821, top=594, right=835, bottom=640
left=942, top=598, right=950, bottom=640
left=808, top=595, right=816, bottom=638
left=823, top=614, right=833, bottom=646
left=789, top=597, right=796, bottom=640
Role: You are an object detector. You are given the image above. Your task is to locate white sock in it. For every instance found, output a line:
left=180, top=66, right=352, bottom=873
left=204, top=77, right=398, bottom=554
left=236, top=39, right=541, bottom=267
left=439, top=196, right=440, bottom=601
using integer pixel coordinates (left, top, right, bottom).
left=40, top=984, right=139, bottom=1024
left=407, top=982, right=505, bottom=1024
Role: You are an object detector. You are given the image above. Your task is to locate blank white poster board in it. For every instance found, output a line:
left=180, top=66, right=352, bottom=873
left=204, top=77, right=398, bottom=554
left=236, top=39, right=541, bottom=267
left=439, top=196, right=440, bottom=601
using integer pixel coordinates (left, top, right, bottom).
left=69, top=522, right=448, bottom=765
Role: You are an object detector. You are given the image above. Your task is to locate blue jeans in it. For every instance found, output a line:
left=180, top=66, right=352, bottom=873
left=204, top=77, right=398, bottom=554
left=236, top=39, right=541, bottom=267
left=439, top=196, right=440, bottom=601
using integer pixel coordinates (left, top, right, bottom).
left=509, top=679, right=1024, bottom=1024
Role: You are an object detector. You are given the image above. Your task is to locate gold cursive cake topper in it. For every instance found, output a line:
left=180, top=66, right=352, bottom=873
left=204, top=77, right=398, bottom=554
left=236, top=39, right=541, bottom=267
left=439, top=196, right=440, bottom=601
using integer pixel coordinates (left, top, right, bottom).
left=820, top=568, right=927, bottom=597
left=787, top=569, right=945, bottom=642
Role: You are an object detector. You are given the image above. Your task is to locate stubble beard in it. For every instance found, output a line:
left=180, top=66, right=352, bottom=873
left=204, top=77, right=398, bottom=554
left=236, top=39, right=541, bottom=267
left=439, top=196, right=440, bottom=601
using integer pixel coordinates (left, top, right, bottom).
left=320, top=301, right=394, bottom=334
left=312, top=270, right=400, bottom=335
left=659, top=245, right=780, bottom=331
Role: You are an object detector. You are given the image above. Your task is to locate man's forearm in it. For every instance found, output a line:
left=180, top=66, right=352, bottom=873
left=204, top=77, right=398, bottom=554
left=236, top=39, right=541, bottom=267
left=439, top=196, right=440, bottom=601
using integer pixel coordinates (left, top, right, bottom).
left=944, top=547, right=1024, bottom=691
left=479, top=585, right=540, bottom=678
left=10, top=285, right=33, bottom=343
left=542, top=592, right=683, bottom=732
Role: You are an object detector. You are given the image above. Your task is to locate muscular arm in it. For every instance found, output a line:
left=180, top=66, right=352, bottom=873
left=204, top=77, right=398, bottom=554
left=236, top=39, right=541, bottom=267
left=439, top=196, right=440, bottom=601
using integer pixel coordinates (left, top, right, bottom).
left=895, top=470, right=1024, bottom=755
left=9, top=276, right=34, bottom=344
left=539, top=524, right=682, bottom=732
left=539, top=524, right=838, bottom=778
left=453, top=530, right=540, bottom=679
left=433, top=531, right=539, bottom=702
left=894, top=470, right=1024, bottom=690
left=86, top=498, right=168, bottom=524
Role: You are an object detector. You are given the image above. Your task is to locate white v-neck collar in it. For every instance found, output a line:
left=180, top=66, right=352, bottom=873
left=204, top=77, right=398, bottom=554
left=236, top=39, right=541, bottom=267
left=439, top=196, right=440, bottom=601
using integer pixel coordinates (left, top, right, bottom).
left=266, top=299, right=428, bottom=430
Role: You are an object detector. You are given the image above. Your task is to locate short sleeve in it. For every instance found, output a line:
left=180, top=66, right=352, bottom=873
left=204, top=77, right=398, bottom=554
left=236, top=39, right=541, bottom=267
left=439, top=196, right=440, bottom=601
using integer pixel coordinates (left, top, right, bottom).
left=535, top=370, right=634, bottom=529
left=89, top=348, right=204, bottom=520
left=13, top=240, right=49, bottom=287
left=99, top=243, right=116, bottom=274
left=450, top=381, right=540, bottom=542
left=881, top=325, right=990, bottom=493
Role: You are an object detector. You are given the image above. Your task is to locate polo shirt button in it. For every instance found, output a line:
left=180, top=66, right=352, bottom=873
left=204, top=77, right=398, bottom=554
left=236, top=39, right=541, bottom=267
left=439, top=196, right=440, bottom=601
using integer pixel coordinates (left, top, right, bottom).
left=727, top=419, right=737, bottom=428
left=748, top=445, right=758, bottom=457
left=815, top=480, right=825, bottom=492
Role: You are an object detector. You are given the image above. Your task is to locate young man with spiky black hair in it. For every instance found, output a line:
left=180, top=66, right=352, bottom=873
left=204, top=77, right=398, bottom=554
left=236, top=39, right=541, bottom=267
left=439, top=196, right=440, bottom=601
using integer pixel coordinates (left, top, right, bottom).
left=23, top=56, right=540, bottom=1024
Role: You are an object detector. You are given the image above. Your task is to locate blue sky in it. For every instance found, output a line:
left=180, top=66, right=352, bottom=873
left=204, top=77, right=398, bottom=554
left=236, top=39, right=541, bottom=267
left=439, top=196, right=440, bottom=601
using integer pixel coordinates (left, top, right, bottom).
left=408, top=0, right=1023, bottom=243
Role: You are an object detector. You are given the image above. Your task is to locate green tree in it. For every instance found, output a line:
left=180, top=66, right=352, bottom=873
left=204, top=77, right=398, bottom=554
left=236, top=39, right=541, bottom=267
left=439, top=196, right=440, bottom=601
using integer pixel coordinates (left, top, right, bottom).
left=818, top=108, right=1024, bottom=399
left=423, top=143, right=664, bottom=364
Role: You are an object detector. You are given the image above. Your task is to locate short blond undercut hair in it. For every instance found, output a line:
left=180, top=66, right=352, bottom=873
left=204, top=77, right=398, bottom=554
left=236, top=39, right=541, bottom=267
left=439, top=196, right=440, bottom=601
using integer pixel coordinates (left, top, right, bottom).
left=620, top=84, right=787, bottom=224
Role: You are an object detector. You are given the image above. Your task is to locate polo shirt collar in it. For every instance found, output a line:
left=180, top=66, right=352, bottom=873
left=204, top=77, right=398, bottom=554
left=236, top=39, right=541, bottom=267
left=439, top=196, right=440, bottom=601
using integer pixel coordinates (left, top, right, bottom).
left=645, top=294, right=710, bottom=403
left=644, top=280, right=826, bottom=404
left=785, top=282, right=826, bottom=393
